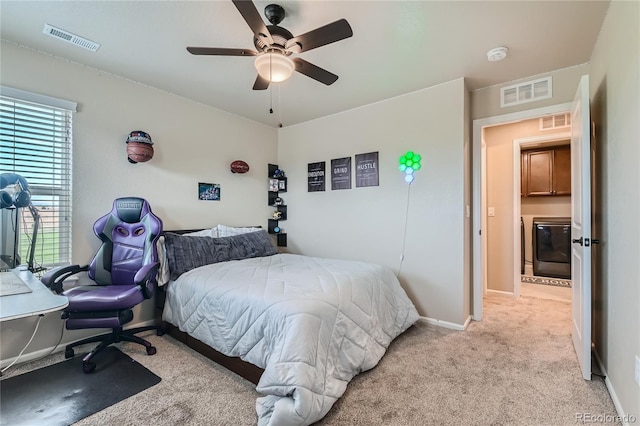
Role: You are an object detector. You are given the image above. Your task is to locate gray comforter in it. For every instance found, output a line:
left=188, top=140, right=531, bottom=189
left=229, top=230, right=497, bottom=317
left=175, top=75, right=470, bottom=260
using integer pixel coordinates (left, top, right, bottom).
left=162, top=253, right=419, bottom=425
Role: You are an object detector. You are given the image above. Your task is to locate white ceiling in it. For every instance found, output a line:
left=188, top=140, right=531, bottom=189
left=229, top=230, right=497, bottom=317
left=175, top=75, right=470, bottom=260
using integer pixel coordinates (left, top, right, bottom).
left=0, top=1, right=610, bottom=128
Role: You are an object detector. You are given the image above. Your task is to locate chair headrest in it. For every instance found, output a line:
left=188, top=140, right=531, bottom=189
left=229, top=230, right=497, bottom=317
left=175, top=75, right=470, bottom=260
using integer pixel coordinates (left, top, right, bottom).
left=113, top=197, right=151, bottom=223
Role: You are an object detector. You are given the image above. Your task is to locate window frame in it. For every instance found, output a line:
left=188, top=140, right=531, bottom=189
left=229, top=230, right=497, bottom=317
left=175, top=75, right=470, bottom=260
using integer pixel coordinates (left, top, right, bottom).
left=1, top=86, right=76, bottom=270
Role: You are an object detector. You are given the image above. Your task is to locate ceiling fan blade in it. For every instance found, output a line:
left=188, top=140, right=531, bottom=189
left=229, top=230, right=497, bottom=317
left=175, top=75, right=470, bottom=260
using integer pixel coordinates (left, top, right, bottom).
left=253, top=74, right=270, bottom=90
left=293, top=58, right=338, bottom=86
left=286, top=19, right=353, bottom=53
left=232, top=0, right=274, bottom=46
left=187, top=47, right=258, bottom=56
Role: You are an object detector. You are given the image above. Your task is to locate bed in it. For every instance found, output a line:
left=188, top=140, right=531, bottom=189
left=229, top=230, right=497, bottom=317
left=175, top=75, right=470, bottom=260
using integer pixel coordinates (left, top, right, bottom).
left=157, top=226, right=419, bottom=426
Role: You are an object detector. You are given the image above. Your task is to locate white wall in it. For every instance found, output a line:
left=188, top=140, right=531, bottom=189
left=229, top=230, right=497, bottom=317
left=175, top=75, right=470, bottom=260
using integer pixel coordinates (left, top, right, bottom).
left=588, top=0, right=640, bottom=420
left=277, top=79, right=470, bottom=325
left=0, top=41, right=277, bottom=366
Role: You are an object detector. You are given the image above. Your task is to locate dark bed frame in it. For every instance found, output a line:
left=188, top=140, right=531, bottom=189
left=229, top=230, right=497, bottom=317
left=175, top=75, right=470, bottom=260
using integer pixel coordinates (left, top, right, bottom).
left=156, top=229, right=265, bottom=385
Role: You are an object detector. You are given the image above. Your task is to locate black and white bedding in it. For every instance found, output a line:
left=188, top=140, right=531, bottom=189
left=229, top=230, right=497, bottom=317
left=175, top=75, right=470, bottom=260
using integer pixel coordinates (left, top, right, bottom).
left=160, top=230, right=419, bottom=426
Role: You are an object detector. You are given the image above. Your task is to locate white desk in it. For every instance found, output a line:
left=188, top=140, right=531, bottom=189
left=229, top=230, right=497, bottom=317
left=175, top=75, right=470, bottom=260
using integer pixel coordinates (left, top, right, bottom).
left=0, top=268, right=68, bottom=322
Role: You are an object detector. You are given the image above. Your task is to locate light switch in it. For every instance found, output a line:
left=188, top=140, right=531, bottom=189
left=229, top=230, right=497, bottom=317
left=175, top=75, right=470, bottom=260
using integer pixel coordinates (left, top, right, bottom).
left=488, top=207, right=495, bottom=217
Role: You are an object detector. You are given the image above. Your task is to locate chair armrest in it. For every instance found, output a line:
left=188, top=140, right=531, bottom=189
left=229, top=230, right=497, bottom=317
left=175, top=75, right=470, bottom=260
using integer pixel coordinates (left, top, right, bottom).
left=134, top=262, right=160, bottom=299
left=41, top=264, right=89, bottom=294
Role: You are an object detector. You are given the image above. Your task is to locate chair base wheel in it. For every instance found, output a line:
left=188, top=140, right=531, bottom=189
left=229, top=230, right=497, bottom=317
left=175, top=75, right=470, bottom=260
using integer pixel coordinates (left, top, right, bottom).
left=65, top=348, right=74, bottom=359
left=82, top=361, right=96, bottom=374
left=146, top=346, right=157, bottom=356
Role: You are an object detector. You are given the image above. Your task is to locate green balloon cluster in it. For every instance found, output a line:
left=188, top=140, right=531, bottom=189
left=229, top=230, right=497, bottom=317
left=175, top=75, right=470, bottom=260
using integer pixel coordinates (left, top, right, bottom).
left=398, top=151, right=422, bottom=183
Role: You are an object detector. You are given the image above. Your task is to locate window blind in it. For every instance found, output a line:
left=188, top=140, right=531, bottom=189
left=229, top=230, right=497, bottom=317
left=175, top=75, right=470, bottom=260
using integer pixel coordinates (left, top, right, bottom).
left=0, top=88, right=74, bottom=270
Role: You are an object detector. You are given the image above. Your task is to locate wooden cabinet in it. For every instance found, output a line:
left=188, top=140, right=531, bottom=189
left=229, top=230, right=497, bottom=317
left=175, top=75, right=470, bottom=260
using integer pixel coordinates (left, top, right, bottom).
left=521, top=145, right=571, bottom=197
left=552, top=146, right=571, bottom=195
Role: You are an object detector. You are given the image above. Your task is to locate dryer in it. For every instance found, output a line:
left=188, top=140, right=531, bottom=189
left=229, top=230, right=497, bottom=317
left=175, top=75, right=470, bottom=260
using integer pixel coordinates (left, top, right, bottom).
left=532, top=217, right=571, bottom=279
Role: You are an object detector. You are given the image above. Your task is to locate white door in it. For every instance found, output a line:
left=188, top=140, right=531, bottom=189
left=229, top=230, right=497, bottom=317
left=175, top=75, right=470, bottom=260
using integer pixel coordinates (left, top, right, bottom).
left=570, top=75, right=592, bottom=380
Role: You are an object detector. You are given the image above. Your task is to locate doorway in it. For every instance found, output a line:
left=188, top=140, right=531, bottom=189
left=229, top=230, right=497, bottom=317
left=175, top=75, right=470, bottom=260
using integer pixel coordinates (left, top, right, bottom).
left=514, top=133, right=572, bottom=302
left=480, top=119, right=572, bottom=301
left=473, top=75, right=593, bottom=381
left=472, top=102, right=572, bottom=321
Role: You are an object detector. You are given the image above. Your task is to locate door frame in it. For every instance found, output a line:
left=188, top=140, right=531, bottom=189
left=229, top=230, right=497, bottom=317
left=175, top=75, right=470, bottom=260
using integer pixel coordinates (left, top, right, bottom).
left=472, top=102, right=572, bottom=320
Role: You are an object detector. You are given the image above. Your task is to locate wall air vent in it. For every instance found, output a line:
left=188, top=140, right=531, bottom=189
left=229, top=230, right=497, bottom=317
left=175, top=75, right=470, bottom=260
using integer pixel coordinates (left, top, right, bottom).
left=500, top=76, right=552, bottom=108
left=540, top=113, right=571, bottom=131
left=43, top=24, right=100, bottom=52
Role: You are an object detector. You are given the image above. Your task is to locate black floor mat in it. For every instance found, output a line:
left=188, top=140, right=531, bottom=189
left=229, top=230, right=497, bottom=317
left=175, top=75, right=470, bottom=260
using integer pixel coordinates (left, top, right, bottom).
left=0, top=347, right=161, bottom=426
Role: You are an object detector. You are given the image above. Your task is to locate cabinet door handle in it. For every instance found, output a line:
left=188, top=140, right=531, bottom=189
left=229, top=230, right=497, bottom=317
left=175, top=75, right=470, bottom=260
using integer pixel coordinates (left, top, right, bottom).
left=572, top=237, right=583, bottom=246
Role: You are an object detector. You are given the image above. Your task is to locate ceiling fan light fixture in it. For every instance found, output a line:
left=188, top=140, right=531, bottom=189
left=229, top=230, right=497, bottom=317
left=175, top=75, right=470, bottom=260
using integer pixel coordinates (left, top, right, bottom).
left=254, top=53, right=294, bottom=83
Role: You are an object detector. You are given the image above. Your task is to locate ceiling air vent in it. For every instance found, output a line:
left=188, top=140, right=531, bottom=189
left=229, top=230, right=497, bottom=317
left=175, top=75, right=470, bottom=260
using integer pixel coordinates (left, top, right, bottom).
left=43, top=24, right=100, bottom=52
left=540, top=113, right=571, bottom=131
left=500, top=76, right=552, bottom=108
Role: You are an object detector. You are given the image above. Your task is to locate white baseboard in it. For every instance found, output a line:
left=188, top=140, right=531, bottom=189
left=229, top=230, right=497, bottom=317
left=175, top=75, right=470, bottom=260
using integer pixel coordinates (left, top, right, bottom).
left=1, top=344, right=65, bottom=370
left=593, top=347, right=634, bottom=426
left=486, top=289, right=515, bottom=297
left=419, top=315, right=471, bottom=331
left=0, top=319, right=159, bottom=371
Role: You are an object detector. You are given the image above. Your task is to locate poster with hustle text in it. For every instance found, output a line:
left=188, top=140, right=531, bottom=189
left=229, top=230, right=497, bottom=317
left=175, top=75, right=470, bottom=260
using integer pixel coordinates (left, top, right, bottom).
left=355, top=152, right=379, bottom=187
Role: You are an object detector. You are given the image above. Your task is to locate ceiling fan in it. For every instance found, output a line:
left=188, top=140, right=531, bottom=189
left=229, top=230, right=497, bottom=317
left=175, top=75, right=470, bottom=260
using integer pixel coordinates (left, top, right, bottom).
left=187, top=1, right=353, bottom=90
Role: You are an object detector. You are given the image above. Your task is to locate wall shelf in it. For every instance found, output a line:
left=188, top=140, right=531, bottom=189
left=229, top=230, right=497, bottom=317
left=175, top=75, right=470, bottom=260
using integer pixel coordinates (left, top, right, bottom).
left=268, top=163, right=287, bottom=247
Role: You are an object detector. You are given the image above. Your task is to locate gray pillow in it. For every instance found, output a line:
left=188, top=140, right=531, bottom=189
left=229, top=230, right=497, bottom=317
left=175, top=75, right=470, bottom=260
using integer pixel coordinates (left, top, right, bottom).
left=163, top=229, right=277, bottom=280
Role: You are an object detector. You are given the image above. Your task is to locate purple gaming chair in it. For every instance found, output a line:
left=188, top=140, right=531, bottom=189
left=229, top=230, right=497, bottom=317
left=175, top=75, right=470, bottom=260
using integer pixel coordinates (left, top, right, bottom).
left=41, top=197, right=163, bottom=373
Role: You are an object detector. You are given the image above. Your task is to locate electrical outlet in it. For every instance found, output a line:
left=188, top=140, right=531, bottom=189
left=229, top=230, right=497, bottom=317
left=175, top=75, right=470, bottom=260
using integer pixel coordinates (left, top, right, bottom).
left=635, top=355, right=640, bottom=387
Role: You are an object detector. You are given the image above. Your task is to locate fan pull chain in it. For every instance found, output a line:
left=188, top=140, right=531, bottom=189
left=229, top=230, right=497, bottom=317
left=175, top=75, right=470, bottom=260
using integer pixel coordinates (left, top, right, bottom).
left=278, top=84, right=282, bottom=127
left=269, top=53, right=274, bottom=114
left=269, top=84, right=273, bottom=114
left=268, top=84, right=283, bottom=127
left=265, top=54, right=282, bottom=127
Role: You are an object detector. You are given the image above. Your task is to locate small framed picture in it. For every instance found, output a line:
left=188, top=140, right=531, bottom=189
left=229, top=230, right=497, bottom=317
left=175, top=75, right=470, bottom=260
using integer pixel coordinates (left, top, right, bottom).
left=278, top=179, right=287, bottom=191
left=269, top=179, right=279, bottom=192
left=198, top=182, right=220, bottom=201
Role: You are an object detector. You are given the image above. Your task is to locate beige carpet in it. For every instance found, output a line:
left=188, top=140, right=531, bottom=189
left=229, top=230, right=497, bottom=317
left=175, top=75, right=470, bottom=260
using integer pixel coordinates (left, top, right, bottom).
left=3, top=294, right=618, bottom=425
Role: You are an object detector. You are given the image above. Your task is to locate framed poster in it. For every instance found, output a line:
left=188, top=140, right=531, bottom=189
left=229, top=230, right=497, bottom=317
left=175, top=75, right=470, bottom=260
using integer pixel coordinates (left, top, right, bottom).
left=355, top=151, right=379, bottom=187
left=331, top=157, right=351, bottom=190
left=198, top=182, right=220, bottom=201
left=307, top=161, right=326, bottom=192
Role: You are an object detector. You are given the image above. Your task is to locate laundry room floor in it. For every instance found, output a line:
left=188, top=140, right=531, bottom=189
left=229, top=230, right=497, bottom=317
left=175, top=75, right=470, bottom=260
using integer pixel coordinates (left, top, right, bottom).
left=521, top=264, right=571, bottom=302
